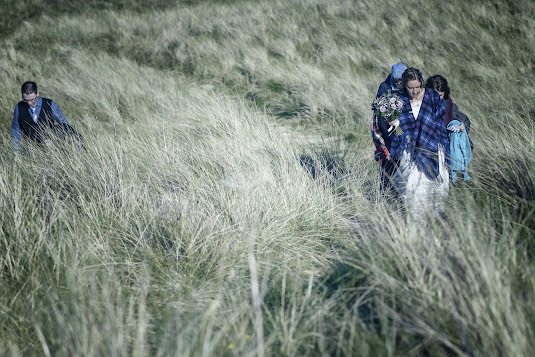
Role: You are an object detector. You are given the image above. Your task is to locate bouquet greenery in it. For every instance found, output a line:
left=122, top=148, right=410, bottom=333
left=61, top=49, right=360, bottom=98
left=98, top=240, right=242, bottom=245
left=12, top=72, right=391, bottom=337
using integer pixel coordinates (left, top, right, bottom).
left=372, top=91, right=404, bottom=136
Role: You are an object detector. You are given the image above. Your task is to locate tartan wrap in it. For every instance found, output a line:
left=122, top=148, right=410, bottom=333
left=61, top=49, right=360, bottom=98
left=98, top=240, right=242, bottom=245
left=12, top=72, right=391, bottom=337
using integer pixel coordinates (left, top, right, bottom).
left=390, top=88, right=449, bottom=180
left=371, top=113, right=390, bottom=163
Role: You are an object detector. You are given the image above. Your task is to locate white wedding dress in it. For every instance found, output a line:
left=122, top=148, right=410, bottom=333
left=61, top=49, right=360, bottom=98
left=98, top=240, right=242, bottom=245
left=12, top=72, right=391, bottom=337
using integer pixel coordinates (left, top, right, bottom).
left=392, top=100, right=449, bottom=221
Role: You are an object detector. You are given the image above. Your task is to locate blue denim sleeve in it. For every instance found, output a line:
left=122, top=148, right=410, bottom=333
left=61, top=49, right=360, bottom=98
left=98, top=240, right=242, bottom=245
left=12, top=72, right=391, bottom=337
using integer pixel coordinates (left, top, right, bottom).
left=11, top=104, right=21, bottom=152
left=51, top=100, right=69, bottom=124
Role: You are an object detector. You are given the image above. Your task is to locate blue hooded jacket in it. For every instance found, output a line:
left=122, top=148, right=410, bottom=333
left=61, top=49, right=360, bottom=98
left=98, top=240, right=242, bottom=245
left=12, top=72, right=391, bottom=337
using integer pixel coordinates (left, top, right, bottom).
left=376, top=74, right=401, bottom=98
left=447, top=120, right=472, bottom=171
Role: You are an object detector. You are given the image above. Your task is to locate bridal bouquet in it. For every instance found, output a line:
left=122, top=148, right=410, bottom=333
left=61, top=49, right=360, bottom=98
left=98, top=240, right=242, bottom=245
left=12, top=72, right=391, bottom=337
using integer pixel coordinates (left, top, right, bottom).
left=372, top=91, right=404, bottom=136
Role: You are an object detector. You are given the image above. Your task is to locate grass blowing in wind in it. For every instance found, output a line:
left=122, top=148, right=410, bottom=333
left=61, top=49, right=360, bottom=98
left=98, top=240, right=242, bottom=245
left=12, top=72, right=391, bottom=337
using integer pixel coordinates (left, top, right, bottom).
left=1, top=0, right=535, bottom=355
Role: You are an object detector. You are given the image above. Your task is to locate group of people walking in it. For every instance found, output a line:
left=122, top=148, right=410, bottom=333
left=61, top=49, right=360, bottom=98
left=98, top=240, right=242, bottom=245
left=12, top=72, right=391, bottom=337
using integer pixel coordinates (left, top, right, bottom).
left=11, top=75, right=470, bottom=222
left=371, top=63, right=472, bottom=221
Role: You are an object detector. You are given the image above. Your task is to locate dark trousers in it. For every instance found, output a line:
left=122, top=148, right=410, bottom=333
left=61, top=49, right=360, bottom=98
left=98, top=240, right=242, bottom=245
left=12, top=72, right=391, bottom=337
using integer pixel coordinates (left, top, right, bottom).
left=379, top=159, right=398, bottom=193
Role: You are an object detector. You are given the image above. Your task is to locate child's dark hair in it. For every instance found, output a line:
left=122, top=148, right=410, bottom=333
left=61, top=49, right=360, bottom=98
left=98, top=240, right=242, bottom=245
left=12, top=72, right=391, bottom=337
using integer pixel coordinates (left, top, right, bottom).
left=425, top=75, right=450, bottom=99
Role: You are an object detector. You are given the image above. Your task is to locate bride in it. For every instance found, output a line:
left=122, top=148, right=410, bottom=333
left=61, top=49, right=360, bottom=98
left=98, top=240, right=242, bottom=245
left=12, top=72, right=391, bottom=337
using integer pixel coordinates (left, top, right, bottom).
left=389, top=68, right=450, bottom=221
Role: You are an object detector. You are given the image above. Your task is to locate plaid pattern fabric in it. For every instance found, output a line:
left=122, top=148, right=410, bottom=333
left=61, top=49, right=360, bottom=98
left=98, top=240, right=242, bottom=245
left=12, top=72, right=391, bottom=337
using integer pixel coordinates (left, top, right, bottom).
left=371, top=113, right=390, bottom=163
left=390, top=88, right=449, bottom=180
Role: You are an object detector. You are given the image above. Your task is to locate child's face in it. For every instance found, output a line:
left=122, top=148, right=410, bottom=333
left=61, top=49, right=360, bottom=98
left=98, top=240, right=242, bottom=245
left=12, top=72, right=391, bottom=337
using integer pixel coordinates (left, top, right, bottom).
left=437, top=91, right=445, bottom=100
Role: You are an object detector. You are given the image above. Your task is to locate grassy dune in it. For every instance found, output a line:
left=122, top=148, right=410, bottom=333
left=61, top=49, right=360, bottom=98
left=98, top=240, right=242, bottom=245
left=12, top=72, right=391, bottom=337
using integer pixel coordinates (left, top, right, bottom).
left=1, top=0, right=534, bottom=355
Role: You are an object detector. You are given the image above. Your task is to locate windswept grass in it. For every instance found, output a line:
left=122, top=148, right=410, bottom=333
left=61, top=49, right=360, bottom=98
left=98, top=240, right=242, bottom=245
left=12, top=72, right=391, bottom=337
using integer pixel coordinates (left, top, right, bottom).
left=1, top=0, right=534, bottom=355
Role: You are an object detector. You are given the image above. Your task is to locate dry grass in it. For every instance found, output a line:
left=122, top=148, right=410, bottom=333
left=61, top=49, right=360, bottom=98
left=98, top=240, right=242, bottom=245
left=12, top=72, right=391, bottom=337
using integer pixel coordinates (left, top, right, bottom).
left=1, top=0, right=534, bottom=355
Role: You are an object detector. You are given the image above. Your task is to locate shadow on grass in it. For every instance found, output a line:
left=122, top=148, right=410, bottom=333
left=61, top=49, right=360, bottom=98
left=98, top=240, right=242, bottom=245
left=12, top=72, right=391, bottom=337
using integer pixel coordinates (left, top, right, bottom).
left=259, top=262, right=383, bottom=355
left=476, top=153, right=535, bottom=257
left=318, top=261, right=381, bottom=331
left=0, top=0, right=248, bottom=41
left=298, top=147, right=347, bottom=181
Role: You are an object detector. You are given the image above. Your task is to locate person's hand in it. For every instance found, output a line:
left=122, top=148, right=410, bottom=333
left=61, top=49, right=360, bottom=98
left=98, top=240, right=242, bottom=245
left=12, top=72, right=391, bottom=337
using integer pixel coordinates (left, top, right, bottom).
left=448, top=124, right=461, bottom=132
left=374, top=148, right=392, bottom=163
left=374, top=148, right=385, bottom=162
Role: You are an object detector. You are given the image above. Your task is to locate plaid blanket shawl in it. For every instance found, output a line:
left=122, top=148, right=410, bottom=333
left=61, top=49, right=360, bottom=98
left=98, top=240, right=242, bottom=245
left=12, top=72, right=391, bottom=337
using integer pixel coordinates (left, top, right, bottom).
left=371, top=113, right=390, bottom=163
left=390, top=88, right=449, bottom=180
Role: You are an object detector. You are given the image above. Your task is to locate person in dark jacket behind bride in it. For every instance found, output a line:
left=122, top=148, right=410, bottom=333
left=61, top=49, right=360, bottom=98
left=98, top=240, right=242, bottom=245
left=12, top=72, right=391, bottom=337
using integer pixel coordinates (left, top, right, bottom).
left=371, top=62, right=408, bottom=192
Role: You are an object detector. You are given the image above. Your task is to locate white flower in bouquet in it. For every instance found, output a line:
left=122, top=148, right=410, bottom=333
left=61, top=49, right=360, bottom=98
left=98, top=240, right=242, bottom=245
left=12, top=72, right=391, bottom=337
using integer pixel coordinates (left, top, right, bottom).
left=372, top=91, right=404, bottom=136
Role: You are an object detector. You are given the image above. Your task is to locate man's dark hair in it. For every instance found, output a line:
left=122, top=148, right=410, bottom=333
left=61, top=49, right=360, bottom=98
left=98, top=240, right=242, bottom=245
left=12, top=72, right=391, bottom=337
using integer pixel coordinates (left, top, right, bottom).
left=401, top=68, right=425, bottom=94
left=21, top=81, right=38, bottom=95
left=425, top=75, right=450, bottom=99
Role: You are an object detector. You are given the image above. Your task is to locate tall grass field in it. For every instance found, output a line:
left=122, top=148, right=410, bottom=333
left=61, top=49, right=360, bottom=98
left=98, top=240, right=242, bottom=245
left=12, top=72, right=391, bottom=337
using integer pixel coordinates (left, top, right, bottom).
left=1, top=0, right=534, bottom=355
